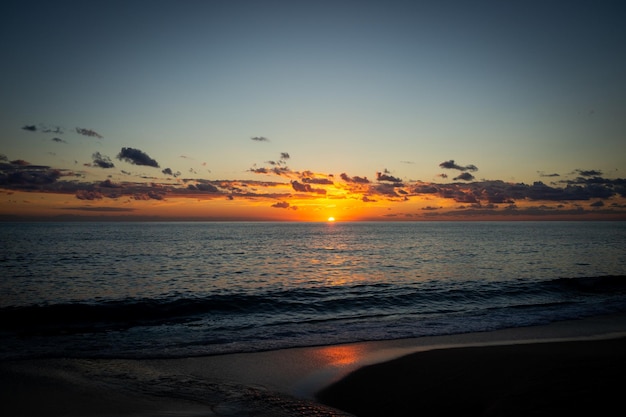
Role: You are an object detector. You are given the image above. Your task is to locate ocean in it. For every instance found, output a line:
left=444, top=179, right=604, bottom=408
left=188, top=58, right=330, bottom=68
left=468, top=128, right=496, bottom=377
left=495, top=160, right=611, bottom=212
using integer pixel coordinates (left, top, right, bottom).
left=1, top=221, right=625, bottom=360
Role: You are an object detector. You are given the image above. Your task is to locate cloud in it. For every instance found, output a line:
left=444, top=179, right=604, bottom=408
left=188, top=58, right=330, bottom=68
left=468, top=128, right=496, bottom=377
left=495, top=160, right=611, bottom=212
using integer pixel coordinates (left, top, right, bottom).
left=249, top=167, right=269, bottom=174
left=92, top=152, right=115, bottom=168
left=340, top=173, right=370, bottom=184
left=0, top=161, right=62, bottom=187
left=376, top=170, right=403, bottom=183
left=133, top=191, right=165, bottom=200
left=117, top=147, right=160, bottom=168
left=162, top=168, right=181, bottom=177
left=76, top=190, right=104, bottom=200
left=251, top=136, right=269, bottom=142
left=76, top=127, right=103, bottom=138
left=51, top=137, right=67, bottom=144
left=574, top=169, right=603, bottom=177
left=302, top=177, right=334, bottom=185
left=291, top=180, right=326, bottom=194
left=439, top=160, right=478, bottom=172
left=538, top=171, right=560, bottom=177
left=43, top=126, right=63, bottom=134
left=413, top=184, right=438, bottom=194
left=22, top=124, right=64, bottom=134
left=280, top=152, right=290, bottom=160
left=453, top=172, right=475, bottom=181
left=99, top=179, right=121, bottom=188
left=9, top=159, right=30, bottom=166
left=271, top=201, right=290, bottom=209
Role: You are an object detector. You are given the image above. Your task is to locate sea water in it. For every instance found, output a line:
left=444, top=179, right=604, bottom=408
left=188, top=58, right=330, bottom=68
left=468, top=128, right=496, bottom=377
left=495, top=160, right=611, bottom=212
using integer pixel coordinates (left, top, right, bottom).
left=1, top=221, right=625, bottom=359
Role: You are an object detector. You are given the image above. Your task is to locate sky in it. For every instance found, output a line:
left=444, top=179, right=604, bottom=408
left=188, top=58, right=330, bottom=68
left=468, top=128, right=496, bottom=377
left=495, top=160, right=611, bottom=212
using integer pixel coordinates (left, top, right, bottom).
left=1, top=0, right=625, bottom=221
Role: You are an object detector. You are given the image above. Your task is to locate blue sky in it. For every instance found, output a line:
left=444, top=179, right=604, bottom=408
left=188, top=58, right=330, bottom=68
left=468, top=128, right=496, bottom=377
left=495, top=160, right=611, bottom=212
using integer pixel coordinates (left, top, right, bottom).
left=1, top=0, right=625, bottom=220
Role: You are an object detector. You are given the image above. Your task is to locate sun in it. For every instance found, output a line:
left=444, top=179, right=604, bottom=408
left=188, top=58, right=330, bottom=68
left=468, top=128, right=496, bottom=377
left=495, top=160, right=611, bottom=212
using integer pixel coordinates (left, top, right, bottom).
left=327, top=216, right=335, bottom=222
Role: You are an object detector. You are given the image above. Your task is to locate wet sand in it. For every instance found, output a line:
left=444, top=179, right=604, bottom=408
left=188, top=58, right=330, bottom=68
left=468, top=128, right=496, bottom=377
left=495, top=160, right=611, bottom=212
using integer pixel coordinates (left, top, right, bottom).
left=2, top=313, right=626, bottom=416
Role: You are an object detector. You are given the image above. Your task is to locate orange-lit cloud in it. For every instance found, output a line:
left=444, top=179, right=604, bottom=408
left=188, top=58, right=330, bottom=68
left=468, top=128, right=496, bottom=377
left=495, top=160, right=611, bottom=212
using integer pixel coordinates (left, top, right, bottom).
left=1, top=156, right=625, bottom=221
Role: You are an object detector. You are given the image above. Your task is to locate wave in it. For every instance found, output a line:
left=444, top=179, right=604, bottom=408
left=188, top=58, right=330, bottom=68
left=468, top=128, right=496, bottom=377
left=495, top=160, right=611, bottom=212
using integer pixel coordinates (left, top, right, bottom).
left=2, top=275, right=624, bottom=337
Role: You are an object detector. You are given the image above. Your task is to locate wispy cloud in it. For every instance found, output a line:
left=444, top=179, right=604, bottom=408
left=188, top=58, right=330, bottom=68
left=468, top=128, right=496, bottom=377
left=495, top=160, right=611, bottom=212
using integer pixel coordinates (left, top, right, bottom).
left=21, top=125, right=37, bottom=132
left=21, top=124, right=64, bottom=134
left=574, top=169, right=603, bottom=177
left=538, top=171, right=560, bottom=177
left=251, top=136, right=269, bottom=142
left=76, top=127, right=103, bottom=139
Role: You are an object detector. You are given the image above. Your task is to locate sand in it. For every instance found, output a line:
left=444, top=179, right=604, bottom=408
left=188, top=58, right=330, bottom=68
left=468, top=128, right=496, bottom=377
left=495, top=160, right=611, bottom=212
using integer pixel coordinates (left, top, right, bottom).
left=2, top=313, right=626, bottom=416
left=317, top=337, right=626, bottom=416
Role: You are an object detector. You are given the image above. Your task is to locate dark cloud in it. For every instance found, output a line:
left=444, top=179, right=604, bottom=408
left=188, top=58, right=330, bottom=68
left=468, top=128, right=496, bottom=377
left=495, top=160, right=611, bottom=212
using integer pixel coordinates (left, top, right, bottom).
left=302, top=177, right=334, bottom=185
left=99, top=179, right=121, bottom=188
left=271, top=201, right=290, bottom=209
left=162, top=168, right=181, bottom=178
left=117, top=147, right=160, bottom=168
left=280, top=152, right=290, bottom=160
left=413, top=184, right=438, bottom=194
left=538, top=171, right=560, bottom=177
left=249, top=167, right=269, bottom=174
left=0, top=161, right=61, bottom=187
left=439, top=160, right=478, bottom=172
left=195, top=182, right=219, bottom=192
left=133, top=191, right=165, bottom=200
left=251, top=136, right=269, bottom=142
left=92, top=152, right=115, bottom=168
left=372, top=183, right=401, bottom=197
left=76, top=127, right=103, bottom=139
left=340, top=173, right=370, bottom=184
left=291, top=180, right=326, bottom=194
left=574, top=169, right=603, bottom=177
left=22, top=124, right=64, bottom=134
left=51, top=137, right=67, bottom=144
left=10, top=159, right=30, bottom=166
left=76, top=190, right=103, bottom=200
left=453, top=172, right=475, bottom=181
left=376, top=170, right=403, bottom=183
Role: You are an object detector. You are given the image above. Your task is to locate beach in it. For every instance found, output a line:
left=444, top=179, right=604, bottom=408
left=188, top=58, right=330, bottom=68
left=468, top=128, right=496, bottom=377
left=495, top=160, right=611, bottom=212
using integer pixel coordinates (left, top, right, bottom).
left=2, top=313, right=626, bottom=417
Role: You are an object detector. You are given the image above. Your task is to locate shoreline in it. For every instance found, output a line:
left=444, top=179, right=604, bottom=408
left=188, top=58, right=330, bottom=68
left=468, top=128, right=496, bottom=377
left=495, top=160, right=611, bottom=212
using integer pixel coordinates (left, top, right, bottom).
left=2, top=312, right=626, bottom=416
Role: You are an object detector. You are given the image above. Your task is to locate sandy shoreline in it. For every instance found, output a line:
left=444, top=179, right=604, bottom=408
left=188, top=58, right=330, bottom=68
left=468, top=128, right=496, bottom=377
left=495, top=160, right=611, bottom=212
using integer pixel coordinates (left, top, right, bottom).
left=2, top=313, right=626, bottom=416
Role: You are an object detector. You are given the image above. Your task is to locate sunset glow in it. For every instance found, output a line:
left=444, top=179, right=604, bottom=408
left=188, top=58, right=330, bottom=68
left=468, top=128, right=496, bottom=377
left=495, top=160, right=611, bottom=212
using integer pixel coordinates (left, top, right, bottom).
left=1, top=2, right=624, bottom=222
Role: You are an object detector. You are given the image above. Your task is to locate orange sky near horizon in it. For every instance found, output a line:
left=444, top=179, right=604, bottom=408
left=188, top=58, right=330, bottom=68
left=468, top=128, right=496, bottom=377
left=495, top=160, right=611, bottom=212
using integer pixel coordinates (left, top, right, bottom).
left=2, top=176, right=625, bottom=222
left=2, top=2, right=625, bottom=222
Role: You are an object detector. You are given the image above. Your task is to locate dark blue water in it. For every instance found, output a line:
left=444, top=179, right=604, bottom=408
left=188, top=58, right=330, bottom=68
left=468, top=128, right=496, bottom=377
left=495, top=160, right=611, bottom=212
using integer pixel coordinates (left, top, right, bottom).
left=1, top=221, right=625, bottom=359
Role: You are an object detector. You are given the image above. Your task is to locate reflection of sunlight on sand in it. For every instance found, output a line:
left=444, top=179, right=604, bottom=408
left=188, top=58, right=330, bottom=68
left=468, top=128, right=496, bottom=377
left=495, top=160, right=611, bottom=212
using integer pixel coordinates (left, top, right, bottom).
left=313, top=345, right=366, bottom=366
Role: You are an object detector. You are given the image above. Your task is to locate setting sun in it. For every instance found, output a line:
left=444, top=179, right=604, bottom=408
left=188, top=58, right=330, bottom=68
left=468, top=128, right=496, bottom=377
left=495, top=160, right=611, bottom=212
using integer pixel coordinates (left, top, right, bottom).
left=328, top=217, right=335, bottom=222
